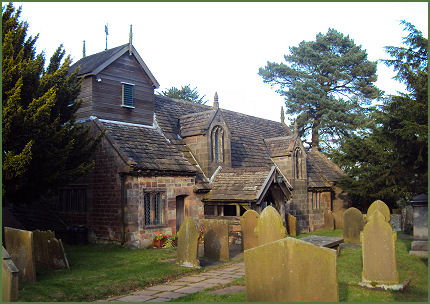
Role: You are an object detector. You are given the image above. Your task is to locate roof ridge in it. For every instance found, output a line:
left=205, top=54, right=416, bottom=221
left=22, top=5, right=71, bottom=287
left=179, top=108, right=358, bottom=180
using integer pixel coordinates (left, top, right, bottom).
left=264, top=134, right=298, bottom=142
left=74, top=44, right=127, bottom=64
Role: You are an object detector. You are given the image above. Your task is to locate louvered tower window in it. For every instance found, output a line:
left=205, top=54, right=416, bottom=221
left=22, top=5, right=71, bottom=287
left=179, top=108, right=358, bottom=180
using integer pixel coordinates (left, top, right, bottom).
left=122, top=82, right=135, bottom=108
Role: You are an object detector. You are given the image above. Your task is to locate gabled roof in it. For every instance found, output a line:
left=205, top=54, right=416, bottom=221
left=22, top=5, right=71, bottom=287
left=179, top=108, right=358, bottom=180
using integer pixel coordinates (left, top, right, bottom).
left=70, top=44, right=159, bottom=88
left=306, top=150, right=344, bottom=188
left=202, top=167, right=273, bottom=202
left=264, top=134, right=299, bottom=157
left=97, top=119, right=197, bottom=174
left=154, top=95, right=292, bottom=169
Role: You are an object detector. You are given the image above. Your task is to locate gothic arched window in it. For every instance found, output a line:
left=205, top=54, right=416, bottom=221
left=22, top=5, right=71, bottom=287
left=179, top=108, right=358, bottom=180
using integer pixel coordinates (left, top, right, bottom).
left=211, top=126, right=224, bottom=163
left=294, top=148, right=302, bottom=179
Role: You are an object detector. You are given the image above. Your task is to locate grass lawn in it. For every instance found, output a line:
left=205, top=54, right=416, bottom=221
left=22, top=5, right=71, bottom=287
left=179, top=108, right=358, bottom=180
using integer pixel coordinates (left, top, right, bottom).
left=18, top=230, right=428, bottom=302
left=18, top=244, right=200, bottom=302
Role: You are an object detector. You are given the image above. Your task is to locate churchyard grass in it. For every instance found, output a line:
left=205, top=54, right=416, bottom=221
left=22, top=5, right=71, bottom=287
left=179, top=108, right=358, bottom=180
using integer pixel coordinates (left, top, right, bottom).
left=17, top=244, right=200, bottom=302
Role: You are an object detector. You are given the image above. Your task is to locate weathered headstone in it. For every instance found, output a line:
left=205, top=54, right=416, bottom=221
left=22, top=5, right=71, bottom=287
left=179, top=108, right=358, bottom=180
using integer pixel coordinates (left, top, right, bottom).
left=245, top=237, right=338, bottom=302
left=176, top=217, right=200, bottom=268
left=332, top=209, right=345, bottom=229
left=361, top=210, right=399, bottom=285
left=33, top=230, right=69, bottom=271
left=410, top=194, right=428, bottom=257
left=323, top=209, right=335, bottom=230
left=287, top=214, right=297, bottom=237
left=203, top=219, right=229, bottom=261
left=367, top=200, right=390, bottom=222
left=255, top=206, right=287, bottom=246
left=343, top=207, right=364, bottom=244
left=240, top=210, right=259, bottom=250
left=2, top=247, right=19, bottom=302
left=389, top=214, right=402, bottom=232
left=4, top=227, right=36, bottom=284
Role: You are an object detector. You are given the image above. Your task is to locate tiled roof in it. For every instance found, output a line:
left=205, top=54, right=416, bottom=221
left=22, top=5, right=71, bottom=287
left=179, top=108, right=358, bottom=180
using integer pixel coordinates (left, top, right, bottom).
left=202, top=167, right=273, bottom=202
left=307, top=150, right=344, bottom=188
left=264, top=134, right=298, bottom=157
left=100, top=120, right=197, bottom=174
left=70, top=44, right=127, bottom=75
left=179, top=110, right=214, bottom=137
left=154, top=95, right=292, bottom=169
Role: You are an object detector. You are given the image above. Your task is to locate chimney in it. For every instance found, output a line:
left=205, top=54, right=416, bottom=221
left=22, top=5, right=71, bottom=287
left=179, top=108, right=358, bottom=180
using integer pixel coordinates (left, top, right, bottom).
left=129, top=24, right=133, bottom=55
left=213, top=92, right=219, bottom=110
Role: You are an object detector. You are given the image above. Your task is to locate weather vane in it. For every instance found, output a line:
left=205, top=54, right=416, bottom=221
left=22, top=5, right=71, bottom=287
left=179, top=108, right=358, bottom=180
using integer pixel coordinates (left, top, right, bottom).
left=105, top=23, right=109, bottom=50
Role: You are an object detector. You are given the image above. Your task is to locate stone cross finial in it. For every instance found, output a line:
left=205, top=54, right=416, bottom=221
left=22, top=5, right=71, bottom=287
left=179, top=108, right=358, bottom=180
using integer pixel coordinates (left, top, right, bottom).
left=213, top=92, right=219, bottom=109
left=129, top=24, right=133, bottom=55
left=280, top=106, right=285, bottom=124
left=82, top=40, right=86, bottom=58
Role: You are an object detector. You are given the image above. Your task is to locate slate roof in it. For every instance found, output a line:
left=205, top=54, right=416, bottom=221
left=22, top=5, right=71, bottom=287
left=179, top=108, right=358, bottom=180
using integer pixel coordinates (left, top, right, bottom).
left=307, top=150, right=344, bottom=188
left=100, top=120, right=197, bottom=174
left=179, top=110, right=214, bottom=137
left=202, top=167, right=273, bottom=202
left=70, top=44, right=127, bottom=75
left=264, top=135, right=298, bottom=157
left=154, top=95, right=292, bottom=169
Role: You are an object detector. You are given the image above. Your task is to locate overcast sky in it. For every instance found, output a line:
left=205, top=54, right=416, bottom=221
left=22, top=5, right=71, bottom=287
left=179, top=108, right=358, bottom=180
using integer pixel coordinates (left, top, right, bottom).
left=13, top=2, right=428, bottom=122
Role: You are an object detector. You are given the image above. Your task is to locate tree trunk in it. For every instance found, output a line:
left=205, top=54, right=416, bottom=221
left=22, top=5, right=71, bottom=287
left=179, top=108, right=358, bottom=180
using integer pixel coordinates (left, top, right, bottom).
left=312, top=118, right=320, bottom=151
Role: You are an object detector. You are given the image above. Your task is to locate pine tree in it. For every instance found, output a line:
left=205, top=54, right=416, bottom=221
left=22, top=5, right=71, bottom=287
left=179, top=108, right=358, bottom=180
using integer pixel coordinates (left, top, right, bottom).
left=329, top=21, right=427, bottom=210
left=161, top=84, right=208, bottom=104
left=2, top=3, right=101, bottom=204
left=259, top=29, right=382, bottom=150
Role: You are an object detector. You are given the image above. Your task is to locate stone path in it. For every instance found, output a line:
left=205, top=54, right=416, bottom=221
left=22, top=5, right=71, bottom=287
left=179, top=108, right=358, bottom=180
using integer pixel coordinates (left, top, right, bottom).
left=99, top=262, right=245, bottom=302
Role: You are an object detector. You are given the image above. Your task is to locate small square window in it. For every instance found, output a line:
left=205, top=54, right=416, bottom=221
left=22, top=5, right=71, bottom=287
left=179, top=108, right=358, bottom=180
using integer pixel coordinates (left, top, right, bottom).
left=122, top=83, right=134, bottom=108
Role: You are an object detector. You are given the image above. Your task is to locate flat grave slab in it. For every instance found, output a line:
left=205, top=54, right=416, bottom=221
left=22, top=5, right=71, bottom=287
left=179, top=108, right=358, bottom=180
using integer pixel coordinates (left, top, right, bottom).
left=299, top=235, right=344, bottom=249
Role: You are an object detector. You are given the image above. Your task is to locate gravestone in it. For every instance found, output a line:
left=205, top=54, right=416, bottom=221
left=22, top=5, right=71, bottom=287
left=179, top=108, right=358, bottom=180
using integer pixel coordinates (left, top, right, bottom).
left=323, top=209, right=335, bottom=230
left=343, top=207, right=364, bottom=244
left=332, top=209, right=345, bottom=229
left=245, top=237, right=338, bottom=302
left=240, top=210, right=259, bottom=250
left=33, top=230, right=69, bottom=271
left=176, top=217, right=200, bottom=268
left=2, top=247, right=19, bottom=302
left=361, top=210, right=399, bottom=285
left=410, top=194, right=428, bottom=257
left=287, top=214, right=297, bottom=237
left=203, top=219, right=229, bottom=261
left=255, top=206, right=287, bottom=246
left=389, top=214, right=402, bottom=232
left=4, top=227, right=36, bottom=284
left=367, top=200, right=390, bottom=222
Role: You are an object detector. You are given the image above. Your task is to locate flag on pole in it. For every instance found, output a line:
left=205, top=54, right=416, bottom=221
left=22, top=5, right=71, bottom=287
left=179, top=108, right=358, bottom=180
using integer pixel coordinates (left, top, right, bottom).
left=105, top=24, right=109, bottom=35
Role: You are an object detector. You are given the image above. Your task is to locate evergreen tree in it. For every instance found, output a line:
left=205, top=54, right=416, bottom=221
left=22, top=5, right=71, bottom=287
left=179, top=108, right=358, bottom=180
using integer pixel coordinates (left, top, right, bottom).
left=2, top=3, right=101, bottom=204
left=259, top=29, right=382, bottom=151
left=161, top=84, right=208, bottom=104
left=329, top=21, right=428, bottom=210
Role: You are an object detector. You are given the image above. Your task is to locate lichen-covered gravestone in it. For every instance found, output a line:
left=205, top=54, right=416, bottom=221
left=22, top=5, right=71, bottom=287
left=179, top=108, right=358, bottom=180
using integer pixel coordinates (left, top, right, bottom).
left=287, top=214, right=297, bottom=237
left=343, top=207, right=364, bottom=244
left=255, top=206, right=287, bottom=246
left=2, top=246, right=19, bottom=302
left=245, top=237, right=338, bottom=302
left=323, top=209, right=335, bottom=230
left=367, top=200, right=390, bottom=222
left=203, top=219, right=229, bottom=261
left=4, top=227, right=36, bottom=284
left=361, top=210, right=399, bottom=285
left=176, top=217, right=200, bottom=268
left=33, top=230, right=69, bottom=271
left=240, top=210, right=259, bottom=250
